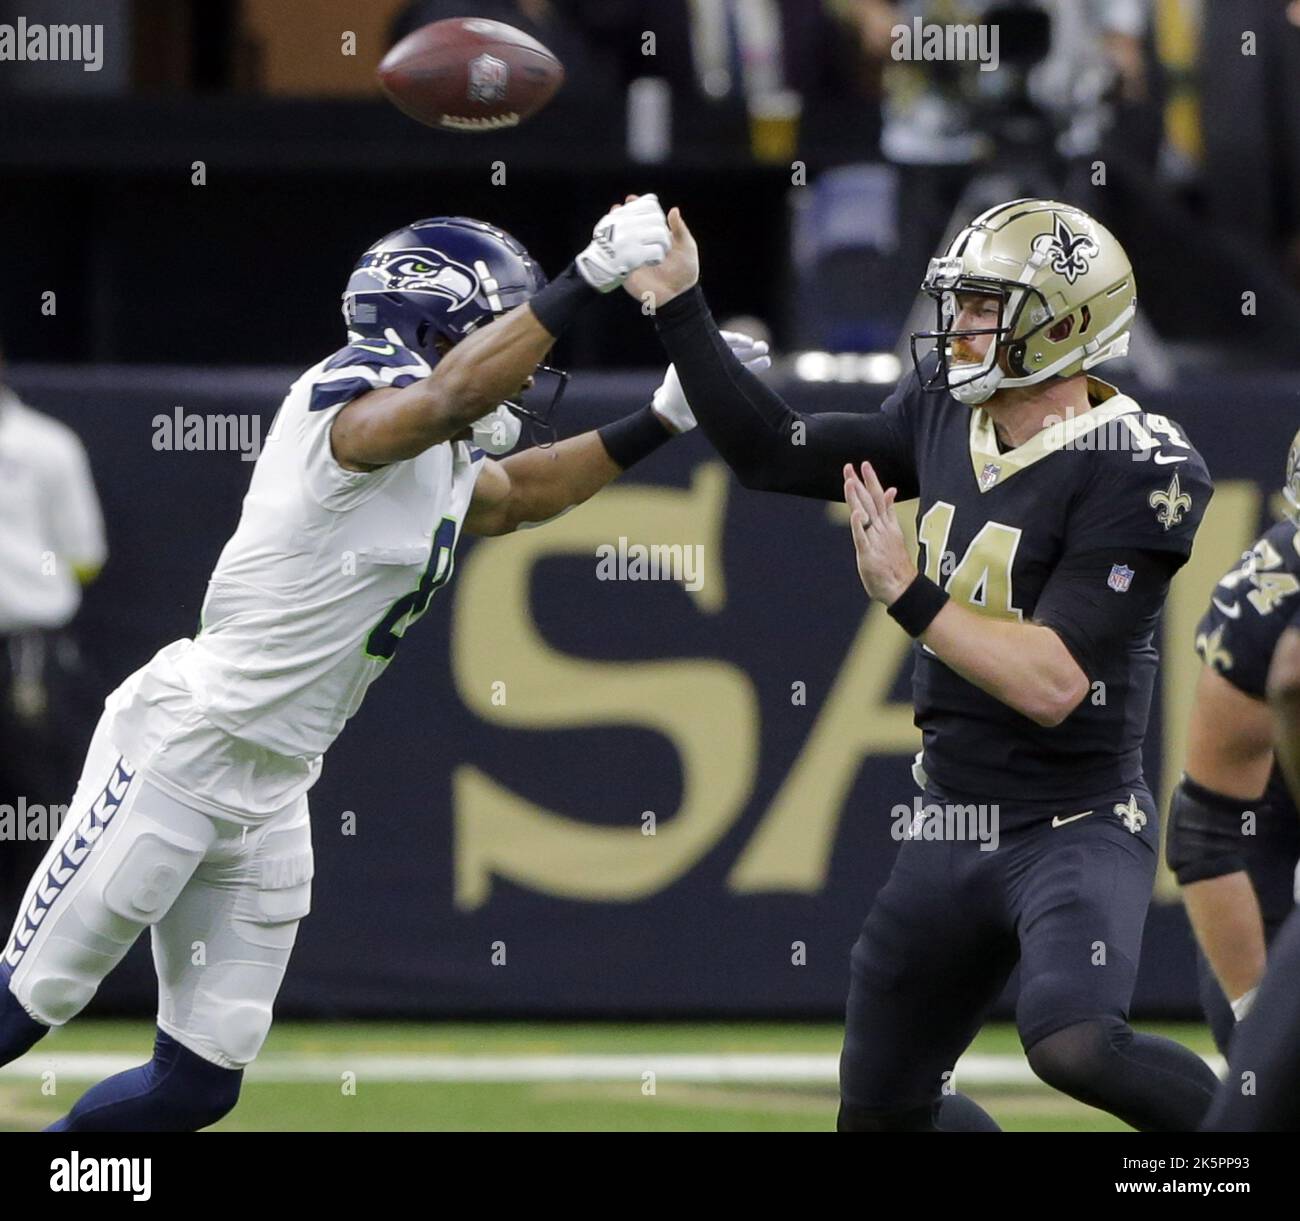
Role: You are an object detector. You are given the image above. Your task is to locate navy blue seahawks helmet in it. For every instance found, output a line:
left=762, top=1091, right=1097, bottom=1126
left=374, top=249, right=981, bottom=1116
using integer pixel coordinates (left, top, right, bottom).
left=342, top=216, right=566, bottom=442
left=342, top=216, right=546, bottom=353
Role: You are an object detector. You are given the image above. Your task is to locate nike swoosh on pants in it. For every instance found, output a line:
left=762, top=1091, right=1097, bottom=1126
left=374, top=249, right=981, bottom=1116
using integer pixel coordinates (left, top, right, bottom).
left=1050, top=809, right=1094, bottom=828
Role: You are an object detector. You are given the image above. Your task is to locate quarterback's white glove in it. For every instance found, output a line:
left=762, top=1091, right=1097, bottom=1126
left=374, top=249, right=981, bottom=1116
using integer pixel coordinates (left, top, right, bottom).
left=651, top=330, right=771, bottom=434
left=575, top=195, right=672, bottom=293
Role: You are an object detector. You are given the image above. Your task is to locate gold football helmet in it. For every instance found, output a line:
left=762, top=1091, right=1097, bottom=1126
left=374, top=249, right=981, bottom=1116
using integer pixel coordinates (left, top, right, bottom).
left=1282, top=426, right=1300, bottom=525
left=911, top=199, right=1137, bottom=405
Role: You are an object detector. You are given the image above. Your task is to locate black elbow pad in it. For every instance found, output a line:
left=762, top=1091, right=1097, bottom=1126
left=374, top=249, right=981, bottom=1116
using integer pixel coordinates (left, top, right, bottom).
left=1165, top=775, right=1255, bottom=885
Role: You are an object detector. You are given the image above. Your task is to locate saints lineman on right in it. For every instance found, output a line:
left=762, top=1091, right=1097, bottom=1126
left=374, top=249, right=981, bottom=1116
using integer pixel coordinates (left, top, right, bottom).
left=1167, top=429, right=1300, bottom=1053
left=1202, top=606, right=1300, bottom=1131
left=0, top=195, right=771, bottom=1131
left=630, top=197, right=1221, bottom=1130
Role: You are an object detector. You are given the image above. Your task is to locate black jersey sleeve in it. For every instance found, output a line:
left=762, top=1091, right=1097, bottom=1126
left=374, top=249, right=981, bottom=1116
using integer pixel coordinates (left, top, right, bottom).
left=1033, top=547, right=1182, bottom=677
left=1195, top=522, right=1300, bottom=698
left=653, top=286, right=919, bottom=502
left=1063, top=424, right=1213, bottom=565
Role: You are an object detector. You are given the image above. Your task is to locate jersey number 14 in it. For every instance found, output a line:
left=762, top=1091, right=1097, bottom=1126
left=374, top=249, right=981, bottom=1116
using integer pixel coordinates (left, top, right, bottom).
left=918, top=501, right=1024, bottom=620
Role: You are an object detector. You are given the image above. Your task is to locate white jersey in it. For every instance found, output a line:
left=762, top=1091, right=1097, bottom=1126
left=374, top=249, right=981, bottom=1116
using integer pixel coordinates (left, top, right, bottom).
left=105, top=339, right=484, bottom=822
left=0, top=390, right=107, bottom=633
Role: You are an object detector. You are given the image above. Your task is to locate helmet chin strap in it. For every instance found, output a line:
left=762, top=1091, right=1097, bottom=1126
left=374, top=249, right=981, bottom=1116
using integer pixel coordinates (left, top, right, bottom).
left=947, top=360, right=1003, bottom=405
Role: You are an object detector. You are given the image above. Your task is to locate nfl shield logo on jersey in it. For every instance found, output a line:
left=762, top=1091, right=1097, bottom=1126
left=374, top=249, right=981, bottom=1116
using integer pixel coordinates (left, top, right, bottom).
left=468, top=54, right=510, bottom=104
left=979, top=462, right=1001, bottom=491
left=1107, top=563, right=1134, bottom=593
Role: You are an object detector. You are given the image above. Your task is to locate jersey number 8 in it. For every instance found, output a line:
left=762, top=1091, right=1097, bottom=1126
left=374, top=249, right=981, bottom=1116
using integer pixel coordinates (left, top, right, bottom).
left=365, top=516, right=460, bottom=661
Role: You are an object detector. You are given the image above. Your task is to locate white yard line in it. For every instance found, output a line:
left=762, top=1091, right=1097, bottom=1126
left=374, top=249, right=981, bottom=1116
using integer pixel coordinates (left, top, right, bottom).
left=0, top=1050, right=1227, bottom=1086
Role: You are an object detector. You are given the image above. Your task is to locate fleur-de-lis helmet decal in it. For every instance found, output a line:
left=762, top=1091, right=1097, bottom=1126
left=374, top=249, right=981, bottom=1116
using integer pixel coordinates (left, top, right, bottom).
left=1030, top=214, right=1101, bottom=285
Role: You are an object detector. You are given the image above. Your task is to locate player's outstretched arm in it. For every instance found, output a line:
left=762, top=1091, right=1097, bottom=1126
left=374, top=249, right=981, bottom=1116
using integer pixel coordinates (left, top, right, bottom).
left=1170, top=666, right=1276, bottom=1018
left=919, top=606, right=1092, bottom=727
left=464, top=431, right=622, bottom=536
left=626, top=208, right=918, bottom=503
left=1181, top=871, right=1268, bottom=1020
left=465, top=329, right=771, bottom=536
left=331, top=196, right=673, bottom=470
left=331, top=304, right=557, bottom=469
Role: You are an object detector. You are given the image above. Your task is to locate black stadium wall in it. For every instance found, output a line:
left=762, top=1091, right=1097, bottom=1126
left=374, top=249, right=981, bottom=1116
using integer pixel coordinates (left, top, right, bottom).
left=8, top=363, right=1299, bottom=1019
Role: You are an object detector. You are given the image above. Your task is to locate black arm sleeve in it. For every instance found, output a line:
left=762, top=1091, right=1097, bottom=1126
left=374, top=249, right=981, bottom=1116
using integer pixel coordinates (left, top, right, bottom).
left=653, top=286, right=919, bottom=502
left=1033, top=547, right=1182, bottom=677
left=1165, top=776, right=1254, bottom=885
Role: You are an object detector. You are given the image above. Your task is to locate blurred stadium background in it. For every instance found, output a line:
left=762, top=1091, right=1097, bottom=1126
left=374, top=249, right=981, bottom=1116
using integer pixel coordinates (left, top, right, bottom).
left=1, top=0, right=1298, bottom=1131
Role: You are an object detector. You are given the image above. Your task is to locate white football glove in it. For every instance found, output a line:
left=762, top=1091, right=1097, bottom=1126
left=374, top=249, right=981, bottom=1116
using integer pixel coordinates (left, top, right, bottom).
left=575, top=194, right=672, bottom=293
left=651, top=330, right=771, bottom=434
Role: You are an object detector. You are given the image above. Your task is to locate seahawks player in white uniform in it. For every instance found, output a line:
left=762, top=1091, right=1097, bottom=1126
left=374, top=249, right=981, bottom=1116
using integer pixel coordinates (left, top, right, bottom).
left=0, top=197, right=770, bottom=1131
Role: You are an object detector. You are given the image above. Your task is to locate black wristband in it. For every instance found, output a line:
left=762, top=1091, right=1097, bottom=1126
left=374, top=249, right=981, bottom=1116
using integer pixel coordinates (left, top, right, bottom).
left=887, top=573, right=950, bottom=638
left=529, top=262, right=600, bottom=337
left=598, top=403, right=673, bottom=469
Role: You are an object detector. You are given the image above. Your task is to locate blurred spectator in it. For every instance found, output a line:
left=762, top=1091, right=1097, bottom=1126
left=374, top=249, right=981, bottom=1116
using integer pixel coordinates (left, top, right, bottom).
left=1152, top=0, right=1202, bottom=183
left=569, top=0, right=878, bottom=158
left=571, top=0, right=861, bottom=104
left=0, top=344, right=106, bottom=931
left=1197, top=0, right=1300, bottom=290
left=841, top=0, right=1150, bottom=166
left=1089, top=0, right=1300, bottom=362
left=811, top=1, right=1157, bottom=352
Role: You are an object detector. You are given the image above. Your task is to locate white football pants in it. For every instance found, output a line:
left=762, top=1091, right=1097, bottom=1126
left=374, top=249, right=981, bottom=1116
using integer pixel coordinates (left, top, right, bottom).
left=2, top=711, right=313, bottom=1069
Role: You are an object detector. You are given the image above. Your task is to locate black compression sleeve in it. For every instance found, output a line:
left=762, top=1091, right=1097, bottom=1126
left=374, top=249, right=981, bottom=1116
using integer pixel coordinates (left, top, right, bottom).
left=528, top=262, right=600, bottom=337
left=1033, top=548, right=1182, bottom=676
left=597, top=404, right=673, bottom=468
left=653, top=286, right=917, bottom=501
left=1165, top=775, right=1253, bottom=885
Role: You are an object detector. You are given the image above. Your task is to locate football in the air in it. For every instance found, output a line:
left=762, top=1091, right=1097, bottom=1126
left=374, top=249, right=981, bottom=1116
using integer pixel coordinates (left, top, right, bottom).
left=377, top=17, right=565, bottom=133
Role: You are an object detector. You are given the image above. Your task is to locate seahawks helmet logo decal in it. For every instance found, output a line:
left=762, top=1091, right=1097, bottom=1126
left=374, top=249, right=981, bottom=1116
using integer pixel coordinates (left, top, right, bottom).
left=359, top=248, right=480, bottom=311
left=1031, top=215, right=1100, bottom=285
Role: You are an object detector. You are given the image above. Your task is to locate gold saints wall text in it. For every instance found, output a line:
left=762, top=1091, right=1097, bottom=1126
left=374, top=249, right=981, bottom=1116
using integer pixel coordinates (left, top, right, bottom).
left=451, top=462, right=1262, bottom=909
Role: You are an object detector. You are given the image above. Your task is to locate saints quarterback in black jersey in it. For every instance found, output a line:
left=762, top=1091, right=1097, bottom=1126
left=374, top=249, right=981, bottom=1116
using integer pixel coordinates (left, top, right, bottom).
left=627, top=197, right=1220, bottom=1131
left=1167, top=429, right=1300, bottom=1054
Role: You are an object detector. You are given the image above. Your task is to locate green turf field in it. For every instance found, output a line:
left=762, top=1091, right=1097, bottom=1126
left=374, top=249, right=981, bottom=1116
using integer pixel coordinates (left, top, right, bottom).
left=0, top=1021, right=1221, bottom=1132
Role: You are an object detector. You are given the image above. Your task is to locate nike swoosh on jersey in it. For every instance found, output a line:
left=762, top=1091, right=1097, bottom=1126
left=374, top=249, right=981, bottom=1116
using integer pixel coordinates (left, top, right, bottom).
left=1211, top=597, right=1242, bottom=619
left=1153, top=453, right=1188, bottom=465
left=1051, top=809, right=1094, bottom=828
